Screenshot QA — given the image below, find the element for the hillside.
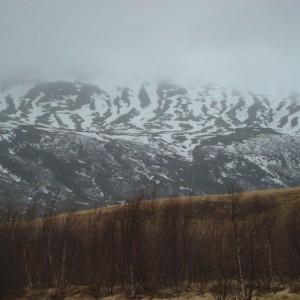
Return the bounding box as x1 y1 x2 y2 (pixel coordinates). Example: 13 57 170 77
0 80 300 211
70 186 300 221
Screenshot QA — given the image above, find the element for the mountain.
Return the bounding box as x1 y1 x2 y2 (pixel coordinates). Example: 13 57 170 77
0 80 299 211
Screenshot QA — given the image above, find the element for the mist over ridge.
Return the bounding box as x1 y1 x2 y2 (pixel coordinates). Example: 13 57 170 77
0 0 300 93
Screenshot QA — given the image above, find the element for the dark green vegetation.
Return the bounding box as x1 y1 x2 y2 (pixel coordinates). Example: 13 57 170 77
0 187 300 299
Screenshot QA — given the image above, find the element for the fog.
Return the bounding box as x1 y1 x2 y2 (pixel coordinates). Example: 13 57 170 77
0 0 300 92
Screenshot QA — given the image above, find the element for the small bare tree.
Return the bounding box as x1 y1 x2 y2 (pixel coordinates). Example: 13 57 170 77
227 185 246 300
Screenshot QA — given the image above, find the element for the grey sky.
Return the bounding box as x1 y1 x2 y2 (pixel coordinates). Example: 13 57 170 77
0 0 300 91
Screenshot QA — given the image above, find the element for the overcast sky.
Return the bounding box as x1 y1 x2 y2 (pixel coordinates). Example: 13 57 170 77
0 0 299 92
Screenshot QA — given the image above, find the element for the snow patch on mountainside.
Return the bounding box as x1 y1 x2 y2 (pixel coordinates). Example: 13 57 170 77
0 80 300 210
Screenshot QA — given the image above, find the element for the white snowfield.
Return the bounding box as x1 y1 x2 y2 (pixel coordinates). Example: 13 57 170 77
0 80 299 160
0 80 299 208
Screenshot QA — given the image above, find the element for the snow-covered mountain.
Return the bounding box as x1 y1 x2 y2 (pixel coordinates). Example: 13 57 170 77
0 80 299 211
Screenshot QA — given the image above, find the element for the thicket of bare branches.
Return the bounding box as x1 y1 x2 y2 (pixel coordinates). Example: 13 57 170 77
0 188 299 299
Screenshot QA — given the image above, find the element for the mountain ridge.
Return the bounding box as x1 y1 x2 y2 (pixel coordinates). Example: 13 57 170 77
0 80 299 211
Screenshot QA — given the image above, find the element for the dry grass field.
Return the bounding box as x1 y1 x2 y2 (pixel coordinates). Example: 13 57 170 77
68 186 300 222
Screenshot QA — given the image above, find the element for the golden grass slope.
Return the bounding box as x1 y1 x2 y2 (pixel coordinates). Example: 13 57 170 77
68 186 300 221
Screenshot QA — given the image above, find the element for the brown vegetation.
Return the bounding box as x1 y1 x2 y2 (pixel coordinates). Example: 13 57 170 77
1 187 300 299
